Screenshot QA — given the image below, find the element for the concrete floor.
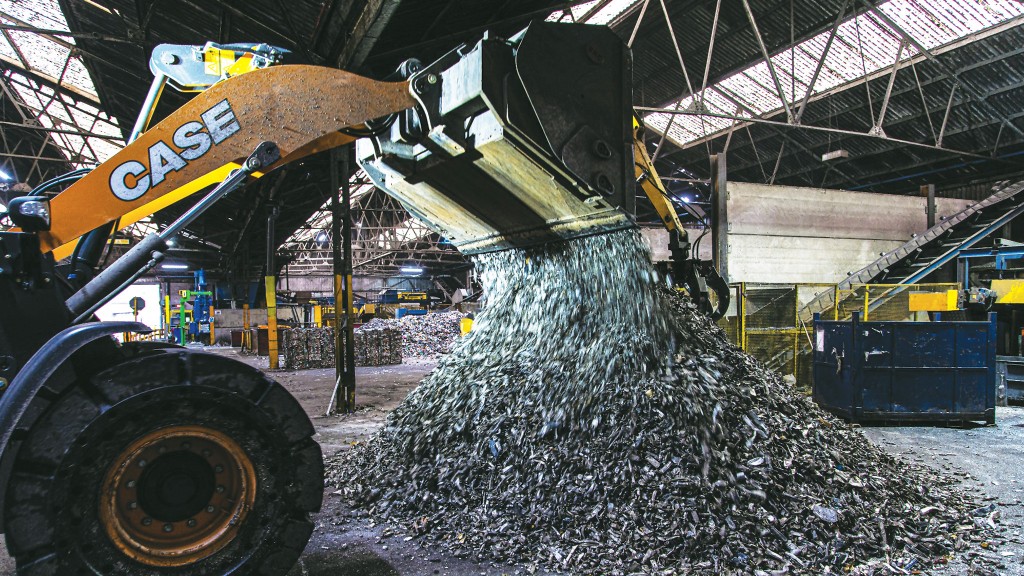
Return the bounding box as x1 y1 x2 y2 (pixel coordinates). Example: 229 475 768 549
0 348 1022 575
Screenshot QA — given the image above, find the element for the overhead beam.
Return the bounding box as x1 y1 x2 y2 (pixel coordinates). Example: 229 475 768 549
336 0 403 68
858 0 1024 141
649 14 1024 153
739 0 793 122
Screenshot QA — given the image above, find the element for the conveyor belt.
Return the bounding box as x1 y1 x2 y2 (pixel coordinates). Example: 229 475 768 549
801 179 1024 323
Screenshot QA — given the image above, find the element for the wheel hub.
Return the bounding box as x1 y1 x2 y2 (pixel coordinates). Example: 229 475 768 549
99 425 257 567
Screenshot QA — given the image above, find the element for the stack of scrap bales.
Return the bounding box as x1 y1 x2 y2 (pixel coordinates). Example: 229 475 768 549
281 325 402 369
282 327 335 370
354 324 402 366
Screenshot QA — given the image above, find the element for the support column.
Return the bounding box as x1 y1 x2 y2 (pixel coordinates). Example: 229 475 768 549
265 205 280 369
327 147 357 415
330 147 345 414
711 153 729 283
341 148 357 413
921 184 936 228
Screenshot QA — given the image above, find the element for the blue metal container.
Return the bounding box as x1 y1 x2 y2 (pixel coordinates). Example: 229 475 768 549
812 312 996 425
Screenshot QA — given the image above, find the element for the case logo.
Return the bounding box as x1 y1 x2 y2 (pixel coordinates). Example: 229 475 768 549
110 99 240 201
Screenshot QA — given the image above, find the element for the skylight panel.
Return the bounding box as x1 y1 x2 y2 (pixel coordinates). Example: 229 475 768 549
584 0 645 25
0 0 125 168
546 0 644 25
719 69 783 114
646 0 1024 149
283 172 375 248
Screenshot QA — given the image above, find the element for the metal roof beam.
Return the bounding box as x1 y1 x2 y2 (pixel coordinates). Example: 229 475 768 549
858 0 1024 141
796 0 849 123
740 0 793 123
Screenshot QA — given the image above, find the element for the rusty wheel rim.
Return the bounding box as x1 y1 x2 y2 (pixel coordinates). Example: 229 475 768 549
99 425 257 567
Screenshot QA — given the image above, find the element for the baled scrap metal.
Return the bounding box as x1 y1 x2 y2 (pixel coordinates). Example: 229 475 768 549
280 325 401 368
332 229 989 575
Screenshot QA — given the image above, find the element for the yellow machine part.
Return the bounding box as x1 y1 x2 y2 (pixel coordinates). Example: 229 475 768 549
633 116 683 233
37 65 414 254
397 292 428 302
202 46 263 82
460 316 474 335
908 290 960 312
991 279 1024 304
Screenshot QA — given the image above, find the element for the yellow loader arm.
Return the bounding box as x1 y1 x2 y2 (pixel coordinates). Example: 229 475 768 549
633 115 684 233
41 66 414 254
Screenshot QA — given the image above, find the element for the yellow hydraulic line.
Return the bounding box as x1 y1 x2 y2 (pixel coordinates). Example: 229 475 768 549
51 164 248 261
331 273 343 411
344 271 355 411
163 294 170 337
739 283 747 351
863 287 870 322
242 303 250 351
265 276 278 369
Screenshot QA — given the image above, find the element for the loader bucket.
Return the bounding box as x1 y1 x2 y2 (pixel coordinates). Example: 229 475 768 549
357 21 635 254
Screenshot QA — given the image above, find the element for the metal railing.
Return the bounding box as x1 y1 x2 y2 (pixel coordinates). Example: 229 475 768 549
718 282 959 388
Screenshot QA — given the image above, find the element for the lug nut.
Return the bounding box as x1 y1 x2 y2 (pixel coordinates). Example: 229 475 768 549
215 465 224 473
137 459 147 468
202 449 211 457
142 517 152 526
126 480 136 489
207 505 216 513
216 485 225 493
163 523 173 533
128 501 137 510
187 519 197 528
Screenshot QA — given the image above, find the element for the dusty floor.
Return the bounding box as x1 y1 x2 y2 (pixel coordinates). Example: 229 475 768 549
0 347 1022 574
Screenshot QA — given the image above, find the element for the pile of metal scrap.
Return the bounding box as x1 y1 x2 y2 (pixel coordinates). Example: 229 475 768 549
281 325 402 369
331 229 991 575
363 310 465 359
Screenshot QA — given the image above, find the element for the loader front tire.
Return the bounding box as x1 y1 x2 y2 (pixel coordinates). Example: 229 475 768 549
2 348 323 575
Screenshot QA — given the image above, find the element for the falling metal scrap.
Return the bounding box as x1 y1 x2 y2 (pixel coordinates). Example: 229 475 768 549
331 229 994 575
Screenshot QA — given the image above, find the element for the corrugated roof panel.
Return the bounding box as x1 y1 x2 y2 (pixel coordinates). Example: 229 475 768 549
837 15 901 70
700 87 739 115
0 0 124 167
0 30 19 62
647 0 1024 149
719 67 784 114
584 0 644 25
547 0 643 24
283 175 375 245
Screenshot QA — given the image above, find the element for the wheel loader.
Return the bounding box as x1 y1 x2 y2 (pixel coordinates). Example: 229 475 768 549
0 21 726 574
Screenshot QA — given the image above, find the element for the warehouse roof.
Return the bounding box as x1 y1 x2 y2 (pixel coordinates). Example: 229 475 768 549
3 0 1024 278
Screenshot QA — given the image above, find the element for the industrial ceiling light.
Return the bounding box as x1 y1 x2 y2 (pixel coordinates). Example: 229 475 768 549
400 266 424 274
0 169 11 181
161 263 189 270
821 149 850 162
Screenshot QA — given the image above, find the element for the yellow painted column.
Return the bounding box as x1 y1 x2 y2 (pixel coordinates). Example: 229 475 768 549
344 272 355 410
242 303 250 351
265 276 278 369
209 305 215 345
164 294 171 340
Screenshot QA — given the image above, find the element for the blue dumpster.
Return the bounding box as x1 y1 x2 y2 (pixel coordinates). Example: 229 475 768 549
812 312 996 425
